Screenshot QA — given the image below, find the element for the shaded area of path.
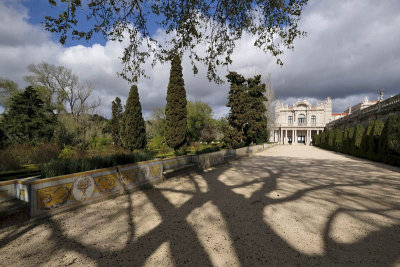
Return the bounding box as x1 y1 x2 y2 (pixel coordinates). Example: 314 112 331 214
1 146 400 266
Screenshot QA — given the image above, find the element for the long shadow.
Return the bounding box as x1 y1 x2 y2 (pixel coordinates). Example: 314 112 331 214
1 152 400 266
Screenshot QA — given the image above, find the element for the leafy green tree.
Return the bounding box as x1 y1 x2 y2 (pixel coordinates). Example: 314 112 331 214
165 55 187 150
1 86 56 144
44 0 308 83
225 72 248 148
0 78 20 111
187 101 214 142
246 75 268 144
367 120 384 160
121 85 147 151
111 97 123 147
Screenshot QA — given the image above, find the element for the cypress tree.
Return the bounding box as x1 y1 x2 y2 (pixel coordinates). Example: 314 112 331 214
246 75 268 145
111 97 123 147
327 129 335 150
360 120 374 158
320 132 326 148
122 85 147 151
225 72 248 148
333 129 343 152
352 125 365 156
1 86 55 144
367 120 384 160
345 127 355 153
379 114 400 165
165 55 187 150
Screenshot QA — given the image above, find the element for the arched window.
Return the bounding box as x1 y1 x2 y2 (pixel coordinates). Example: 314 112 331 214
288 116 293 125
298 114 306 125
311 115 316 125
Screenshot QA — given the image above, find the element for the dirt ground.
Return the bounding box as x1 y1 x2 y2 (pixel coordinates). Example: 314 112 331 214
1 145 400 266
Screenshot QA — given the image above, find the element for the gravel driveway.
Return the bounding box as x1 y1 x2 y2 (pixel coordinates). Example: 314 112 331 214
1 145 400 266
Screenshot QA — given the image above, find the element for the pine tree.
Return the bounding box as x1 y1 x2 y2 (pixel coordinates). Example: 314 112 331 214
111 97 123 147
165 55 187 150
246 75 268 145
1 86 55 144
121 85 147 151
224 72 248 148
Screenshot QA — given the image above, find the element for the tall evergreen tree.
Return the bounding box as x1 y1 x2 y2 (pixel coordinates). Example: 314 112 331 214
379 114 400 164
121 85 147 151
367 120 384 160
111 97 123 147
225 72 248 148
246 75 268 144
1 86 55 144
165 55 187 150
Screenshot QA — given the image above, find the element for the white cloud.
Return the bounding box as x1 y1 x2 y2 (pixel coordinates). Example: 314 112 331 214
0 0 399 119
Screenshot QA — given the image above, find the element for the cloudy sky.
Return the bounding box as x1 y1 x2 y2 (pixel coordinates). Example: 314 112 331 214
0 0 399 118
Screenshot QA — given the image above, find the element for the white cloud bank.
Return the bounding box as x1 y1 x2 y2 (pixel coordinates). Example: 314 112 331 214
0 0 399 118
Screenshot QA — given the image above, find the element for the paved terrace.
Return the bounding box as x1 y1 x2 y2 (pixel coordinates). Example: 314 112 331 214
1 146 400 266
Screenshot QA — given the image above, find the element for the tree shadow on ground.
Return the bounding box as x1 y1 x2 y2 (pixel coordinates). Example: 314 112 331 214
1 152 400 266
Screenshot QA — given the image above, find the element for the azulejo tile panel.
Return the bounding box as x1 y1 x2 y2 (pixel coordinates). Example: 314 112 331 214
94 174 118 194
37 183 73 210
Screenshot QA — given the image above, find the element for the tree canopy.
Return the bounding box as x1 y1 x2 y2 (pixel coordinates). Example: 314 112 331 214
44 0 308 83
0 78 20 111
1 86 56 144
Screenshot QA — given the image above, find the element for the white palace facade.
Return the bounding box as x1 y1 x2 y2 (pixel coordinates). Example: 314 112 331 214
271 98 346 145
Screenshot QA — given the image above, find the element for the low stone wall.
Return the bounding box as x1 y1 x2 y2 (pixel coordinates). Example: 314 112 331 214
0 143 278 217
198 150 225 169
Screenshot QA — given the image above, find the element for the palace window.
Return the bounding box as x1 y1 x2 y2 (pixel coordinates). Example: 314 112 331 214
311 115 316 125
288 116 293 125
298 114 306 125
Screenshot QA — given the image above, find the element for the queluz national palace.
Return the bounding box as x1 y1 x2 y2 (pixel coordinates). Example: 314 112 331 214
271 97 378 145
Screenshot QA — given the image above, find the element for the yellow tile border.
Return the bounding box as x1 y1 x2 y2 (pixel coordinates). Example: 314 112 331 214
0 180 16 186
30 166 117 185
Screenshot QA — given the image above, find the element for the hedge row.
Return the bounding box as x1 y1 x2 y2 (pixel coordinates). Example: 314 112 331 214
313 114 400 166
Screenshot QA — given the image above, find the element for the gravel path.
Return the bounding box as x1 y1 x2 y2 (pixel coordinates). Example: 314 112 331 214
1 145 400 266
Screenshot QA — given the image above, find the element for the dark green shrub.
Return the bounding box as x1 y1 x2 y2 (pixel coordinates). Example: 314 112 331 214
360 121 374 158
367 120 384 160
40 151 154 178
195 145 221 155
344 127 355 154
379 114 400 165
320 132 326 148
0 148 21 171
333 129 343 152
327 129 335 150
352 124 365 156
313 134 320 146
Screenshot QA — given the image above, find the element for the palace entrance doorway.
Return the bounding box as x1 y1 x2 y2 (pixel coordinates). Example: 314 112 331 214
297 135 305 144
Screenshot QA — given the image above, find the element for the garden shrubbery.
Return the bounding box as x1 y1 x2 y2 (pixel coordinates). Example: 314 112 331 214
313 114 400 166
40 151 154 178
